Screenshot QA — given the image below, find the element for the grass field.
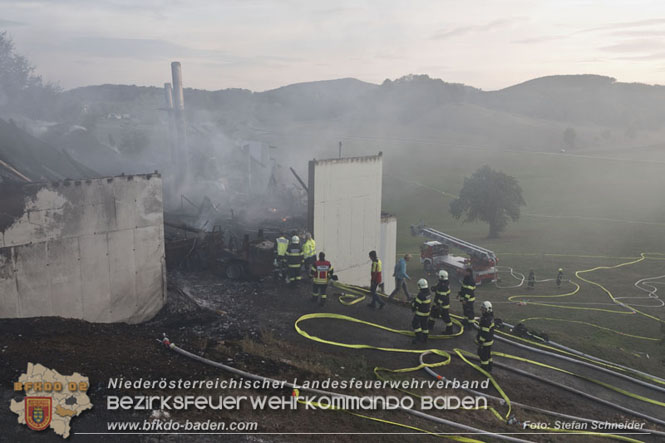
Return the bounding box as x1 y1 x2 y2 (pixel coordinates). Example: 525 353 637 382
378 143 665 376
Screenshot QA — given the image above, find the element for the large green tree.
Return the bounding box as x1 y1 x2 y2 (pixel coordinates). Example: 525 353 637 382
450 165 526 238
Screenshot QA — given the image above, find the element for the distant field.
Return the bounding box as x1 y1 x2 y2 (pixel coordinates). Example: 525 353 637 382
380 143 665 375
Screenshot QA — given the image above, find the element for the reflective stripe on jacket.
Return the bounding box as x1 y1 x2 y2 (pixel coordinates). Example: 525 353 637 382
412 289 432 316
461 275 476 302
476 313 495 346
286 247 304 268
311 260 333 284
433 282 451 309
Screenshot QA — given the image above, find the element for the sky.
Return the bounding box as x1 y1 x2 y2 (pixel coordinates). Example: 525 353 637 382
2 0 665 91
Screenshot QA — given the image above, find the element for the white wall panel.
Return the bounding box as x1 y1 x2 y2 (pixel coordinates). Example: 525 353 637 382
79 233 112 322
0 249 18 317
380 216 397 294
310 156 386 289
0 174 165 323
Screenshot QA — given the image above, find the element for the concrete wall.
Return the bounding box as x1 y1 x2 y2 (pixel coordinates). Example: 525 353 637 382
0 174 166 323
380 215 397 294
308 155 383 288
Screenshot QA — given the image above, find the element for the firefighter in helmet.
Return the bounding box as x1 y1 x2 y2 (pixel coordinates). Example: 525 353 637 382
273 232 289 280
411 278 432 344
459 268 476 329
285 235 304 283
310 252 335 305
429 270 454 335
475 301 495 372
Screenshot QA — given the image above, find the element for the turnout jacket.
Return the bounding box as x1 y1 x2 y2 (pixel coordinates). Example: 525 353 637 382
460 274 476 302
432 280 451 310
286 245 304 268
311 260 334 284
476 313 495 347
411 288 432 316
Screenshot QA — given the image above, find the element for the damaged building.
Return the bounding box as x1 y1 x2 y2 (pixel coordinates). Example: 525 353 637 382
0 114 166 323
0 61 395 327
0 174 166 323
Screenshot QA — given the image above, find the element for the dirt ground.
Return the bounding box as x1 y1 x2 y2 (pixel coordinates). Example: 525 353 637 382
1 270 664 442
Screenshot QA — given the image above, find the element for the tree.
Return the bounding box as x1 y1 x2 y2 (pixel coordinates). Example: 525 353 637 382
450 166 526 238
0 31 60 117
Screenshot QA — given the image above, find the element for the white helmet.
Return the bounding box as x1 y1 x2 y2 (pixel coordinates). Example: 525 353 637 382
291 235 300 244
417 278 429 289
481 301 492 313
438 270 449 280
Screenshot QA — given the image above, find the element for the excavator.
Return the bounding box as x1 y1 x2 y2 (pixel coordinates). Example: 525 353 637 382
411 223 498 285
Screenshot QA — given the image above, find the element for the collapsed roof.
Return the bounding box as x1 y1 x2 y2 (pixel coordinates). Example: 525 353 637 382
0 118 95 183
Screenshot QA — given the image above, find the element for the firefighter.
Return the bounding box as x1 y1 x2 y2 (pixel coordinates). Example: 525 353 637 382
310 252 335 305
429 270 453 335
303 233 316 278
459 268 476 329
285 235 304 283
475 301 495 372
556 268 564 288
367 250 385 309
411 278 432 343
527 269 535 289
274 233 289 280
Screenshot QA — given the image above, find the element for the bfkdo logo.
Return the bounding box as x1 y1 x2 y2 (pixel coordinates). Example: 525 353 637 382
10 363 93 439
25 397 52 431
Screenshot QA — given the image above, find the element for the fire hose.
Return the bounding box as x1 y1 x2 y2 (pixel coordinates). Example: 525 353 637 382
157 335 531 442
158 253 664 439
293 313 665 441
418 350 665 440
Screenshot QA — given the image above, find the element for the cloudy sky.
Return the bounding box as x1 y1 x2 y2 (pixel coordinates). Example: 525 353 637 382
3 0 665 91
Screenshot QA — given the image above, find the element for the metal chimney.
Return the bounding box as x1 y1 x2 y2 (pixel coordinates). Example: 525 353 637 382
164 82 174 110
170 61 188 174
171 62 185 111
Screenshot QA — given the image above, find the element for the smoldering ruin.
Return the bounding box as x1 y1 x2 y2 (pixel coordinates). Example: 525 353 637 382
0 61 393 322
2 19 665 440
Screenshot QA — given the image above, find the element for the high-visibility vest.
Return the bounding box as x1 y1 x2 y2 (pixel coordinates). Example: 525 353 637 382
303 239 316 258
371 259 382 283
312 260 333 284
276 237 289 257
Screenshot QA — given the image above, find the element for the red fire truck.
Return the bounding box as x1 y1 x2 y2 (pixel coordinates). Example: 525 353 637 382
411 223 498 285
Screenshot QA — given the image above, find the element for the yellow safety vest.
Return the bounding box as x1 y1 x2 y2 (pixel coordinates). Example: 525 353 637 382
276 237 289 256
303 239 316 258
371 260 382 273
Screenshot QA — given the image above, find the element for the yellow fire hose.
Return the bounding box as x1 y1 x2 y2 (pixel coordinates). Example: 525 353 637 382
294 311 662 442
293 254 665 441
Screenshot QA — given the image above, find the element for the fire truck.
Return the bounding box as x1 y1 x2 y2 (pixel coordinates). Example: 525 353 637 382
410 223 498 285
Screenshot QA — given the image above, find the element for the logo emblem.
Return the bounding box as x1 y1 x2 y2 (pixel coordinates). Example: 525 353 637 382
25 397 52 431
